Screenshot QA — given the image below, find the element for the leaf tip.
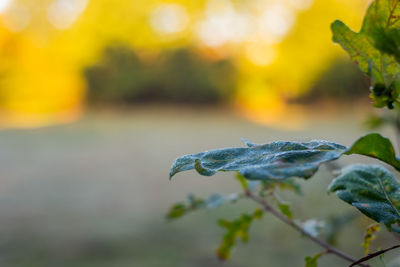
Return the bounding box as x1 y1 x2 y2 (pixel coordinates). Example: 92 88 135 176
241 138 256 147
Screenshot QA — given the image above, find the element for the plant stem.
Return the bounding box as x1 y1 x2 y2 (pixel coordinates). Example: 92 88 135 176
395 111 400 152
245 190 369 267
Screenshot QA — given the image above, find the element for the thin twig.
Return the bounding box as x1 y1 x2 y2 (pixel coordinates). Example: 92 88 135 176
349 245 400 267
245 190 369 267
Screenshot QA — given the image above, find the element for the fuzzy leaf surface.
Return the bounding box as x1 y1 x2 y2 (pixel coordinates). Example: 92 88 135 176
328 164 400 229
170 140 346 181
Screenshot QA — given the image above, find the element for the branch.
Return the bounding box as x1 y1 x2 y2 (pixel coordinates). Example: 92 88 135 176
349 245 400 267
245 190 369 267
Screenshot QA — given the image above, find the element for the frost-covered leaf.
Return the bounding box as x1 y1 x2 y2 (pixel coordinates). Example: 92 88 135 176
328 164 400 229
170 140 346 181
345 133 400 171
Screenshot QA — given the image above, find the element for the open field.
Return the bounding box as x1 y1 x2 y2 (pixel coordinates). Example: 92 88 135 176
0 107 398 267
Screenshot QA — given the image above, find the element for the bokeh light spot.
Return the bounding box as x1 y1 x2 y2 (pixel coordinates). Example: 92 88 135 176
0 0 11 13
47 0 88 30
197 0 250 47
150 4 189 35
2 3 30 32
258 3 295 44
246 42 276 66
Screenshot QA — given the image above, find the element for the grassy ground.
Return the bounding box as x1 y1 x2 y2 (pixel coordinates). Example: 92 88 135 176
0 107 398 267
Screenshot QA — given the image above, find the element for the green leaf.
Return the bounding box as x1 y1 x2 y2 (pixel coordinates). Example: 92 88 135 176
362 0 400 61
263 178 303 195
278 202 293 219
345 133 400 171
236 172 249 190
328 164 400 229
272 193 294 219
166 193 239 220
331 0 400 108
331 20 386 84
170 140 346 181
304 252 324 267
217 210 263 260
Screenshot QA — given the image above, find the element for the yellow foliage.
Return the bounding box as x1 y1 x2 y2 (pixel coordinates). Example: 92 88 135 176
0 0 369 128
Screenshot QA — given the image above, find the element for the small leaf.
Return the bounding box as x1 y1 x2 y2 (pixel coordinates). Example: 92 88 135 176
272 193 294 219
241 138 256 147
361 223 381 255
278 202 293 219
263 178 303 195
253 208 264 219
345 133 400 171
216 210 263 260
170 140 346 181
166 193 239 220
304 252 325 267
166 203 187 220
328 164 400 229
236 173 248 190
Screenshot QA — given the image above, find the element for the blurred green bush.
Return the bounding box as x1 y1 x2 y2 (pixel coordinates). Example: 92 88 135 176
84 45 237 105
295 58 369 103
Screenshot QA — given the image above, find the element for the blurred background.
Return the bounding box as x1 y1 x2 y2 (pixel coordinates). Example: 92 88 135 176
0 0 399 266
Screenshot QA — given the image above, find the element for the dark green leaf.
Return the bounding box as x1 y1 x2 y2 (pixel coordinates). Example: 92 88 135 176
362 0 400 62
328 164 400 229
345 133 400 171
278 202 293 219
170 140 346 181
